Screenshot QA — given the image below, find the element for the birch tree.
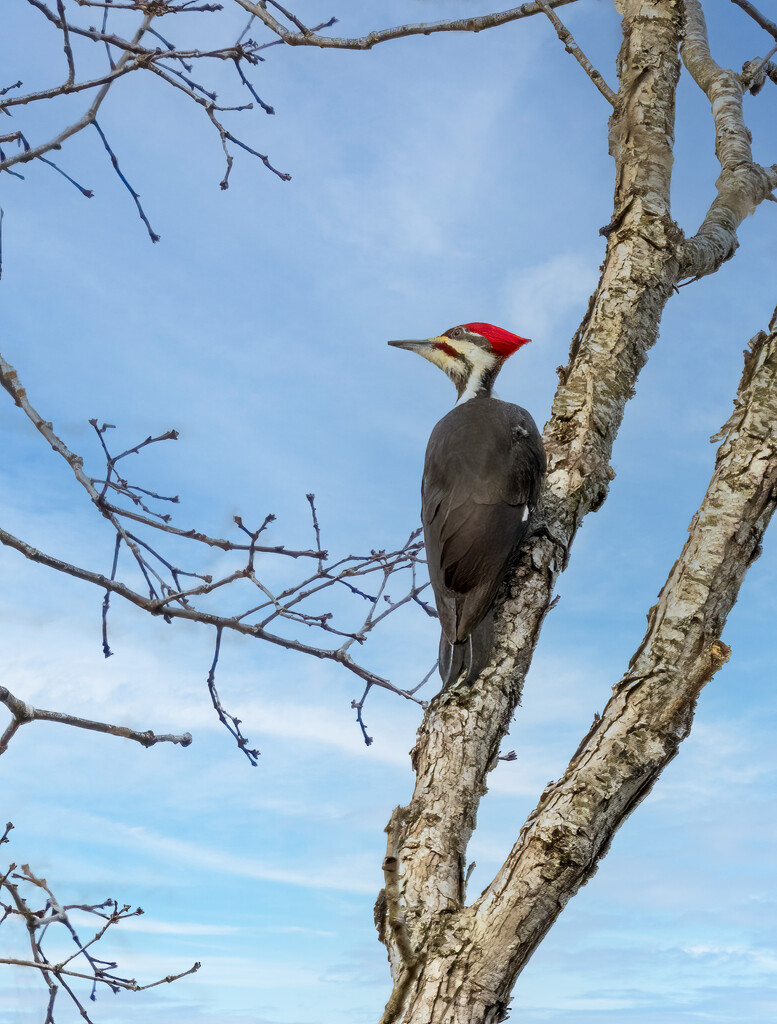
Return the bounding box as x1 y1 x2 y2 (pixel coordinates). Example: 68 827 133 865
1 2 777 1022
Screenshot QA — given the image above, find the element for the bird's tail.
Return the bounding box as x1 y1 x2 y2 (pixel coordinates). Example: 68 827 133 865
438 611 495 687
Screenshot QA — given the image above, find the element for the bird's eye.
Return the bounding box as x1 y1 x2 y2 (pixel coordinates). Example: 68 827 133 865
449 328 462 338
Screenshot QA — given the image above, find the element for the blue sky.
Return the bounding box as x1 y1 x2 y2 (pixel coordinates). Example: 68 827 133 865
1 1 776 1022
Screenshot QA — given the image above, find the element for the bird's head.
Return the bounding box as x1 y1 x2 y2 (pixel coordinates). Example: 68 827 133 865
388 322 531 402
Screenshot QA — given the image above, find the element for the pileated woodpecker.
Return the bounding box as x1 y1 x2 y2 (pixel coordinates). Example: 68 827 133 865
389 322 545 685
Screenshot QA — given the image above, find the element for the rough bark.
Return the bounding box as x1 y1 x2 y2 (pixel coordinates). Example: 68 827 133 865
375 2 777 1021
376 1 682 1012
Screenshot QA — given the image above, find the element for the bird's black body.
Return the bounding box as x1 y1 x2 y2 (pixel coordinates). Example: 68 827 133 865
388 321 545 686
422 396 545 684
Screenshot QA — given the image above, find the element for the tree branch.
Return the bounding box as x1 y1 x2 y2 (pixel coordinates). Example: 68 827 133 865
0 522 426 703
1 835 200 1020
233 0 580 51
0 14 153 173
678 0 777 278
535 0 617 105
0 685 192 756
730 0 777 40
1 349 431 753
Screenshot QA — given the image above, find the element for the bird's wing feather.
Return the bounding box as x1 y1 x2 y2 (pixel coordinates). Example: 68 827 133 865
422 398 545 642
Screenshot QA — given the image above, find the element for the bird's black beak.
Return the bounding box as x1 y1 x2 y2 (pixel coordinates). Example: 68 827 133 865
387 339 436 353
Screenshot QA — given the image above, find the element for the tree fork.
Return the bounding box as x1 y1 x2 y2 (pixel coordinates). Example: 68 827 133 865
376 0 683 974
376 1 687 1019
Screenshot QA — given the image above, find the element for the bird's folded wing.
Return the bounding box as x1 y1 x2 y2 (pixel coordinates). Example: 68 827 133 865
422 400 545 641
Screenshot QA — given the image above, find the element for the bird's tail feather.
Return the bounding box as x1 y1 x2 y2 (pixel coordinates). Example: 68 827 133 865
438 610 495 687
438 634 466 687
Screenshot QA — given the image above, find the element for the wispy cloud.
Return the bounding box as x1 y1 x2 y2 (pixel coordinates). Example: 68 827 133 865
504 251 599 339
56 813 380 896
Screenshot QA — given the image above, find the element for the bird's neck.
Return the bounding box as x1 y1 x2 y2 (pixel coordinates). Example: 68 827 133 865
455 360 501 405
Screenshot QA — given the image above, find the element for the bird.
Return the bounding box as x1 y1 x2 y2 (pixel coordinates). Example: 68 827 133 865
389 322 546 686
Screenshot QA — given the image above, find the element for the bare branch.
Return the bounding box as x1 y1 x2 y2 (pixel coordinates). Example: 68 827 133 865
1 350 429 752
56 0 76 86
0 14 154 174
206 626 260 764
679 0 777 278
234 0 581 51
0 684 192 755
535 0 616 105
742 51 777 92
1 2 292 218
92 120 160 241
1 829 200 1018
0 522 427 700
75 1 223 9
731 0 777 40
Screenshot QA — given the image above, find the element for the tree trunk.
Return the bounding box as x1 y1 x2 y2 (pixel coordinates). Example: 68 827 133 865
375 2 777 1020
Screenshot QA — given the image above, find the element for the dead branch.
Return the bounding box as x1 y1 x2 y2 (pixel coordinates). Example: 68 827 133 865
234 0 581 51
535 0 617 105
0 685 192 756
0 832 200 1021
678 0 777 278
0 350 429 756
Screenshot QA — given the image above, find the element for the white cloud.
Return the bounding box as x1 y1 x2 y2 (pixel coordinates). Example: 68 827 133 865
101 916 242 938
683 943 777 973
50 812 380 896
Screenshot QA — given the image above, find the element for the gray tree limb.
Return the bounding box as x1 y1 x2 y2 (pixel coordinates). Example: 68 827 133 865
678 0 777 278
466 310 777 1010
233 1 580 51
0 685 192 756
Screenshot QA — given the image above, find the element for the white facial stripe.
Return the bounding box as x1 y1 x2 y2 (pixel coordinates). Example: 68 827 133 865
456 377 481 404
452 340 498 404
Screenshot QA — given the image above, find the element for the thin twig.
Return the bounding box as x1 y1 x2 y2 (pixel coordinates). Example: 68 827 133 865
0 685 192 756
535 0 617 105
731 0 777 40
206 627 260 764
92 120 160 241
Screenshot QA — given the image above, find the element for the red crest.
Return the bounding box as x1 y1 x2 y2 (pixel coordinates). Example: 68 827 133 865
463 322 531 358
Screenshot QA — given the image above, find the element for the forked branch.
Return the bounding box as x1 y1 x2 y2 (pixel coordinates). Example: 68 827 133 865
0 828 200 1022
0 350 432 757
